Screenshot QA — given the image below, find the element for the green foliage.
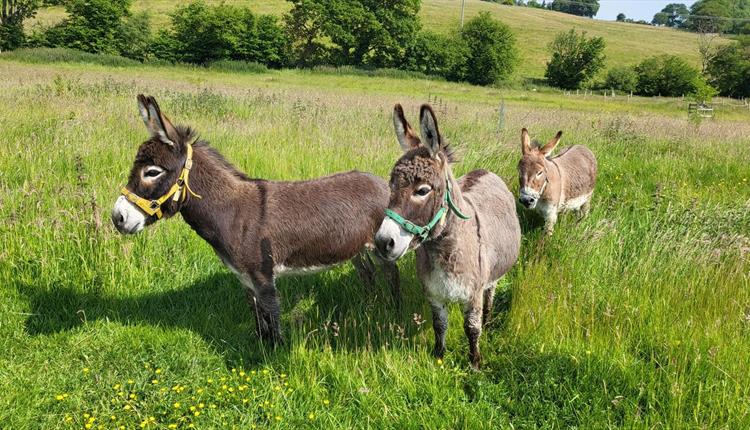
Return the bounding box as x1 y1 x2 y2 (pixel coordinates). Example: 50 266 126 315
603 66 637 93
545 29 606 90
689 75 718 103
165 1 287 67
457 12 518 85
0 47 141 66
0 0 41 50
116 12 152 61
41 0 132 55
403 31 469 80
616 13 626 22
284 0 421 68
549 0 600 17
706 42 750 97
634 55 700 96
651 3 689 27
688 0 750 34
208 59 269 74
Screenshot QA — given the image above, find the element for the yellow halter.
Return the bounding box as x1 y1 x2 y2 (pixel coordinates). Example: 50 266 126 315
120 143 202 219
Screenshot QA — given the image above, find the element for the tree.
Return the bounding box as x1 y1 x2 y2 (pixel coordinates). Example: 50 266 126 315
545 29 606 89
284 0 420 68
688 0 733 33
651 3 689 27
634 55 701 96
404 31 469 79
166 2 288 66
616 13 626 22
706 42 750 97
0 0 40 50
549 0 599 18
458 12 518 85
42 0 131 54
604 66 637 93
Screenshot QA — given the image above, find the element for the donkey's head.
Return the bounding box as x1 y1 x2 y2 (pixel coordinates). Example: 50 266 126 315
517 128 562 209
111 95 198 234
374 104 455 261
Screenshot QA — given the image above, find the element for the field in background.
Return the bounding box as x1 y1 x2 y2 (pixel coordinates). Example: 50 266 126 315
28 0 714 80
1 56 749 428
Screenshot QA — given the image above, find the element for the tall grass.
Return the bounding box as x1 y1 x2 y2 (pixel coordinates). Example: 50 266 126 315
0 60 749 428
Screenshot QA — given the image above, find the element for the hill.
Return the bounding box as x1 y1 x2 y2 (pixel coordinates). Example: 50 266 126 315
29 0 714 80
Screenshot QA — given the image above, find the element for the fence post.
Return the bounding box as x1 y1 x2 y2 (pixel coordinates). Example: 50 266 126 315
498 99 506 132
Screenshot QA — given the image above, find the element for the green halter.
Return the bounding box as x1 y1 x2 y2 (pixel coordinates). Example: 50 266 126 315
384 180 470 242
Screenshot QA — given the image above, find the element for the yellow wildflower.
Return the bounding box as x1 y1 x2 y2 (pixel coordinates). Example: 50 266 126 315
155 369 162 374
83 368 90 373
173 402 181 409
168 425 177 429
323 399 330 406
308 413 315 420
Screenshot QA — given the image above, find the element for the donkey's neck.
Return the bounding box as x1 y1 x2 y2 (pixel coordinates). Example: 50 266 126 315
542 156 562 199
424 170 474 260
178 146 263 257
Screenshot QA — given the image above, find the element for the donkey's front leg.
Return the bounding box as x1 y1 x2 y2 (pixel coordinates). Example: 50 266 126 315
430 300 448 358
543 211 558 236
352 252 376 290
464 297 484 370
250 275 284 345
381 259 401 307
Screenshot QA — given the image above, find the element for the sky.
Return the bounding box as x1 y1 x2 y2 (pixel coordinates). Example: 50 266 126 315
595 0 676 21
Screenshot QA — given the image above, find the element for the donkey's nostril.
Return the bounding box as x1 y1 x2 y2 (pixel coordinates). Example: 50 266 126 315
386 238 395 252
112 210 125 227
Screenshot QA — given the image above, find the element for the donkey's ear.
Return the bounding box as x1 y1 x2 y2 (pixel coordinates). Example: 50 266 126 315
136 94 179 147
540 131 562 156
393 104 421 151
419 104 442 158
521 128 532 154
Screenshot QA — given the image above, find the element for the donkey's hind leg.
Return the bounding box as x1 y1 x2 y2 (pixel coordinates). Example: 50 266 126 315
482 282 497 327
464 298 484 370
578 199 591 221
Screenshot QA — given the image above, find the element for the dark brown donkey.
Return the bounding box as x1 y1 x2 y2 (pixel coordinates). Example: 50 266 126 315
112 95 399 344
374 104 520 369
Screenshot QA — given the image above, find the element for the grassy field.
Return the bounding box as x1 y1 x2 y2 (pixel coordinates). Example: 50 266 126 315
1 53 749 429
28 0 715 80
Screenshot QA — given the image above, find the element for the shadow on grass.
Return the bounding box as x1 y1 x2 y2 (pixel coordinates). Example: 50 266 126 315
14 263 440 366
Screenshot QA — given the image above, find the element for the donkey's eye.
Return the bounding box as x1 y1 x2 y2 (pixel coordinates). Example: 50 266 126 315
414 185 432 197
143 167 164 179
536 171 544 177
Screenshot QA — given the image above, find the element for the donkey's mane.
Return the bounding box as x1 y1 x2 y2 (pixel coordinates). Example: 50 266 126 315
174 125 255 182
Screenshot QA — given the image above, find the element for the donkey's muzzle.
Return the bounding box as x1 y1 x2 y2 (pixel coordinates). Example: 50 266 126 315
519 194 537 209
375 234 395 258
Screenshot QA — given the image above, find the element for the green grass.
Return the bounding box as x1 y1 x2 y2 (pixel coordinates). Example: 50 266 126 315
28 0 723 80
1 57 749 429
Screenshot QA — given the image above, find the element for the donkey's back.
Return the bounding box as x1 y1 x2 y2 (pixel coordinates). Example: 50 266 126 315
552 145 597 202
460 170 521 282
263 170 389 267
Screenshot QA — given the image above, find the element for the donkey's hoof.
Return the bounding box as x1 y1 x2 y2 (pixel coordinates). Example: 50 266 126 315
432 346 446 359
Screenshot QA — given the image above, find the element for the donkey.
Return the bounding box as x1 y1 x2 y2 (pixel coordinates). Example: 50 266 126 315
111 94 399 344
517 128 597 235
374 104 520 369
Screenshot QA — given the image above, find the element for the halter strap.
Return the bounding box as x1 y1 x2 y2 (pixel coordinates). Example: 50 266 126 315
384 179 470 242
120 143 202 219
